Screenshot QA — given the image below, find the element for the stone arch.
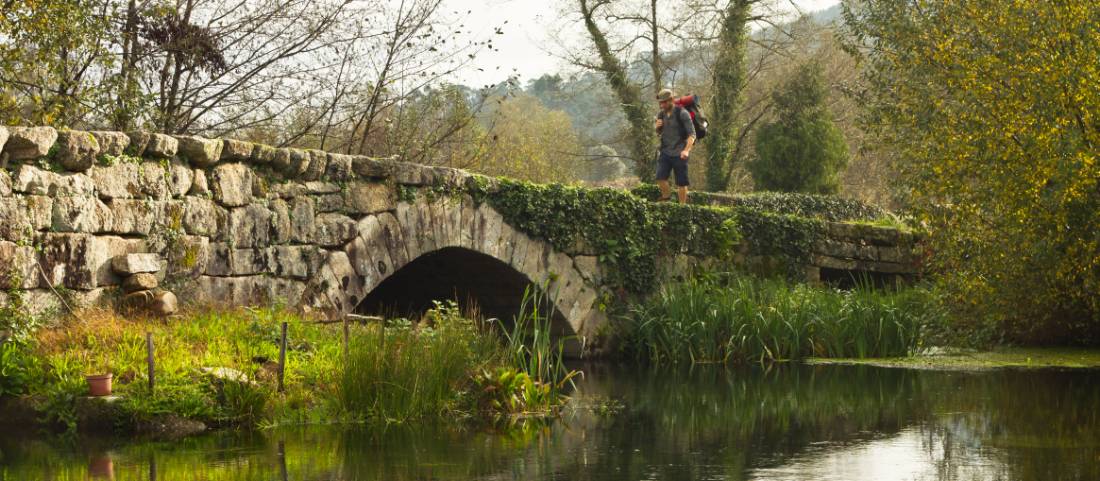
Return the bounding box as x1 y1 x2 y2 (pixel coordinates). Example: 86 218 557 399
303 195 606 343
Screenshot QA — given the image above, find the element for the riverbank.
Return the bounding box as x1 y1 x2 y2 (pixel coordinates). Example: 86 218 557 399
807 347 1100 371
0 299 576 437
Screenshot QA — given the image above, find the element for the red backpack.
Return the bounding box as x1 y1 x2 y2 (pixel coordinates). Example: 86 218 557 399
673 94 709 140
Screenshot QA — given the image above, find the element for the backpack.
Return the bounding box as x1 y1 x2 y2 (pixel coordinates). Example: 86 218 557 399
673 95 708 140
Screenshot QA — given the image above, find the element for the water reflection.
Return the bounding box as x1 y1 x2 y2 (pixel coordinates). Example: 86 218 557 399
1 364 1097 480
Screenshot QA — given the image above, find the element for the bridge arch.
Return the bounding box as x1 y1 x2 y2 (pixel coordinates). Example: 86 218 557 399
302 195 606 344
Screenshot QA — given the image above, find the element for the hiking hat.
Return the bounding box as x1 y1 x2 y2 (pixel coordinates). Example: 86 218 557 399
656 88 675 102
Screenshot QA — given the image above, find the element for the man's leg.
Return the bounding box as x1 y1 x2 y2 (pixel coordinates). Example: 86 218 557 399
658 180 671 200
674 156 690 203
655 153 673 200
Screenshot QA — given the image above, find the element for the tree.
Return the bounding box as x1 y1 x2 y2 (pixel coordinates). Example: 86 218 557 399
843 0 1100 342
470 93 585 183
750 61 847 194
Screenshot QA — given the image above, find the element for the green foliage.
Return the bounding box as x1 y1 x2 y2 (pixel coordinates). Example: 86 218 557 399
750 61 848 194
706 0 753 192
487 180 744 293
619 274 940 364
498 287 580 403
843 1 1100 343
631 185 885 221
339 302 498 423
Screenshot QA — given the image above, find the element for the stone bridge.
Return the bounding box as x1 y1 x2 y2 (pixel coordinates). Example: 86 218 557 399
0 126 923 350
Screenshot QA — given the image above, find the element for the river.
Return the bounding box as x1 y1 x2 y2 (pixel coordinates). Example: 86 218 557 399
2 363 1097 480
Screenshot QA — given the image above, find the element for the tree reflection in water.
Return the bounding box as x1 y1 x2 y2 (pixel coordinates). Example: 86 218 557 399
1 365 1097 481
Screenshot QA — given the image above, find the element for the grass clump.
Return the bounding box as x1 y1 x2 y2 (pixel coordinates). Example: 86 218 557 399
340 293 580 423
619 274 942 364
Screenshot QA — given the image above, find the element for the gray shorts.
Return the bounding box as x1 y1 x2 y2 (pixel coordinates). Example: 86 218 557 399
656 152 689 186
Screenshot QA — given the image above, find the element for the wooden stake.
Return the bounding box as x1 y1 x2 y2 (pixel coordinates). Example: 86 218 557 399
342 314 350 366
278 321 288 393
146 332 155 393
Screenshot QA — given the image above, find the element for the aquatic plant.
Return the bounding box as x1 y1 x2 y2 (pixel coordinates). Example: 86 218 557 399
619 274 940 363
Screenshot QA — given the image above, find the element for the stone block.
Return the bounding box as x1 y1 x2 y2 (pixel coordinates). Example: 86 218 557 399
271 148 293 172
304 181 341 194
167 160 193 197
325 153 354 181
268 245 323 280
139 161 170 199
572 255 601 285
251 144 277 164
51 195 112 233
107 199 161 235
394 162 429 185
287 149 311 177
53 172 96 197
3 127 57 160
344 181 396 215
89 131 130 156
37 234 145 289
113 253 161 275
0 126 7 156
204 244 270 276
220 139 255 161
352 156 395 179
376 212 409 269
269 199 291 244
270 181 306 199
125 131 151 156
89 162 142 199
0 170 9 197
290 197 315 243
182 197 227 237
175 135 223 167
12 164 60 195
166 235 209 279
123 273 158 293
227 204 273 248
151 291 178 316
210 163 254 207
315 213 357 247
303 150 327 181
0 241 39 289
145 133 178 158
190 169 210 196
313 193 344 213
55 130 100 172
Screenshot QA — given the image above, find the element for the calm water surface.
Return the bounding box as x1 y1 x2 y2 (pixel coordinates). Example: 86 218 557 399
2 364 1098 480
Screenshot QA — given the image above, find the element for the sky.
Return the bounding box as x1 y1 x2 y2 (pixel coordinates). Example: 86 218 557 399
442 0 842 87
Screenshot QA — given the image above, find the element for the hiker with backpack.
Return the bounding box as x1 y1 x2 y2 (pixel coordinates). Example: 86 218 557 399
654 88 698 203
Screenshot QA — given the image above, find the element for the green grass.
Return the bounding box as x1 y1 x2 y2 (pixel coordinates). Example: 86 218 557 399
618 275 942 364
5 298 578 434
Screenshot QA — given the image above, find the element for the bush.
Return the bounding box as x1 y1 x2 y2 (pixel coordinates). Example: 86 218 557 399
750 62 848 194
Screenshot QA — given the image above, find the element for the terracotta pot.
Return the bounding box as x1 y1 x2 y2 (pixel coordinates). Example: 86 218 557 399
86 373 113 396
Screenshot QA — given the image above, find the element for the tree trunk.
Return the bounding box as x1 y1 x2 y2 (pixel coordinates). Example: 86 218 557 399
579 0 655 182
706 0 751 192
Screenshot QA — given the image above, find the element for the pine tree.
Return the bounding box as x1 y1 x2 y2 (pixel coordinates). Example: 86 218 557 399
749 61 848 194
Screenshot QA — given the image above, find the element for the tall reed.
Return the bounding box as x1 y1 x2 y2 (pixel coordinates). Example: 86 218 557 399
620 275 940 364
340 302 498 422
499 286 580 397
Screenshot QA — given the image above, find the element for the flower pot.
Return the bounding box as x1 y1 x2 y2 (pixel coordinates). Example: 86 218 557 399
86 373 113 396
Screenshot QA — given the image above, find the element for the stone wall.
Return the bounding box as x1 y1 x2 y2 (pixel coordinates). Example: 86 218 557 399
0 126 922 342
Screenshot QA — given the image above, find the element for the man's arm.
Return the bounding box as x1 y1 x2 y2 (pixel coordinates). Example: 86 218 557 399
655 113 663 133
680 108 696 160
682 135 696 160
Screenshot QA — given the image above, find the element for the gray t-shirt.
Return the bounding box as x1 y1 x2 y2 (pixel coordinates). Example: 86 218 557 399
656 107 696 157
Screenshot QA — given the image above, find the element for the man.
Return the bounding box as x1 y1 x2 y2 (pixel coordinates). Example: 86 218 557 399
654 88 695 203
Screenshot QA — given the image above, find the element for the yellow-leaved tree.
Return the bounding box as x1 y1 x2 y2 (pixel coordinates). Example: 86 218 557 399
470 94 585 183
844 1 1100 343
